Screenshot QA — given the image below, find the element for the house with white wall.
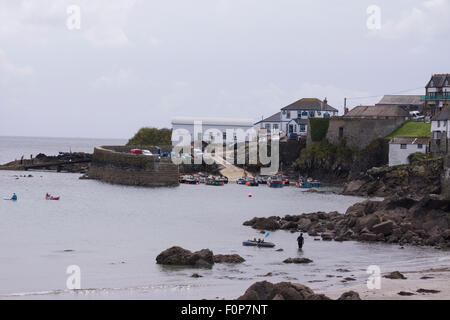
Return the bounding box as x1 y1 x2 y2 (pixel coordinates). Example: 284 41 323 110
254 112 281 133
389 137 429 166
430 107 450 156
171 117 255 146
254 98 338 138
280 98 338 136
424 74 450 116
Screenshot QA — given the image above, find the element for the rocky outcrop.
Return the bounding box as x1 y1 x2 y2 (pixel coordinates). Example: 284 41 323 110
237 281 331 300
243 196 450 249
156 246 214 268
283 258 313 264
384 271 407 280
342 160 443 198
213 254 245 264
156 247 246 268
337 291 361 300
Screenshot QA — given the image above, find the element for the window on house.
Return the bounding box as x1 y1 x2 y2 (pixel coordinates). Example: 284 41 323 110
265 124 271 131
286 111 291 119
400 144 407 149
309 111 315 118
301 111 308 117
273 124 279 130
223 132 227 140
300 124 306 132
418 144 423 149
438 121 440 127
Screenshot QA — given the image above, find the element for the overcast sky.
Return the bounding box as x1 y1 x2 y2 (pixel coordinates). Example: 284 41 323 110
0 0 449 139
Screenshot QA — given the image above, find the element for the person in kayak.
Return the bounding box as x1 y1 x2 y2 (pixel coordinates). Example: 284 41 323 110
11 193 17 201
297 233 304 249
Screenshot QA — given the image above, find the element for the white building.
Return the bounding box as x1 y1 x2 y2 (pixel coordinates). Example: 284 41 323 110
171 117 255 145
430 107 450 155
388 137 429 166
254 98 338 138
254 112 281 133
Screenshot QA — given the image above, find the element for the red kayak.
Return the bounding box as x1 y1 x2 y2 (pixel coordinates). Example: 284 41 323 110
45 196 60 200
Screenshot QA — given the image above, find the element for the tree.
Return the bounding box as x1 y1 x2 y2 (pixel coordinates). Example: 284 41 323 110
127 127 172 146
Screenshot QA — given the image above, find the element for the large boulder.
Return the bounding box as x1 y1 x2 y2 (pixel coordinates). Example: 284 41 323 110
383 271 407 280
371 220 395 236
156 246 214 268
238 281 330 300
338 291 361 300
243 217 281 231
213 254 245 264
283 258 313 264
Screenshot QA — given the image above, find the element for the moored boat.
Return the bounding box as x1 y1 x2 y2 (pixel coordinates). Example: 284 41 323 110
242 240 275 248
45 196 60 200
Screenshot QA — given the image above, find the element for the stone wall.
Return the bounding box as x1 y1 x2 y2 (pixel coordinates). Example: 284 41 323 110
430 131 449 157
88 146 179 187
443 155 450 199
326 117 406 150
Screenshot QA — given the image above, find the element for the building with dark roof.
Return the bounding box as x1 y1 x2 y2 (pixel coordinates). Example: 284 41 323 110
254 98 338 138
376 95 424 112
254 112 281 133
423 74 450 116
344 105 409 119
280 98 338 136
389 136 430 166
430 106 450 156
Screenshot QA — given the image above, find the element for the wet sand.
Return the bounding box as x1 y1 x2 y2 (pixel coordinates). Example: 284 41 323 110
323 267 450 300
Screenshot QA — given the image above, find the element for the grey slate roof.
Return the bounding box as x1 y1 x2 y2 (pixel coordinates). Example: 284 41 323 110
289 118 309 125
281 98 337 112
255 112 281 124
426 74 450 88
345 105 409 117
377 95 423 106
389 137 430 145
432 106 450 120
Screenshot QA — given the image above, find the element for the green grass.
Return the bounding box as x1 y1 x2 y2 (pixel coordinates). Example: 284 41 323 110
386 121 431 139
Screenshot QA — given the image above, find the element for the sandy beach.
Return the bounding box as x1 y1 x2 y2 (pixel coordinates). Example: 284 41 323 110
323 267 450 300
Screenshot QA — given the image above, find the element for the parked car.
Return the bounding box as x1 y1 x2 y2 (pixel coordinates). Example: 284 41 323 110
130 149 143 155
142 149 153 156
410 111 425 120
288 132 298 140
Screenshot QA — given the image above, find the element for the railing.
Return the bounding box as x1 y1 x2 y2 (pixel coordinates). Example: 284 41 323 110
421 95 450 101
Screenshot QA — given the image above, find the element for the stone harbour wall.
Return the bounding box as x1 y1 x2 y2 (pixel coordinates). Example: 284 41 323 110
326 117 406 150
88 146 179 187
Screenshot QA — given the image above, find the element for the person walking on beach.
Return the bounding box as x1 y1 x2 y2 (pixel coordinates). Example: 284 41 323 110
297 233 304 249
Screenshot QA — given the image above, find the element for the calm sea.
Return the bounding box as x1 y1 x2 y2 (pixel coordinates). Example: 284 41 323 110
0 136 447 299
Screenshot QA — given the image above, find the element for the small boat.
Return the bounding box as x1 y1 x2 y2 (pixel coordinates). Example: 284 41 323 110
3 198 17 201
46 196 60 200
217 177 229 184
205 178 224 186
268 176 284 188
242 240 275 248
236 178 247 185
184 178 199 185
296 178 322 188
245 179 259 187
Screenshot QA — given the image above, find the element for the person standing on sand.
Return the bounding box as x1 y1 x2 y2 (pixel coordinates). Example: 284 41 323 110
297 233 304 249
